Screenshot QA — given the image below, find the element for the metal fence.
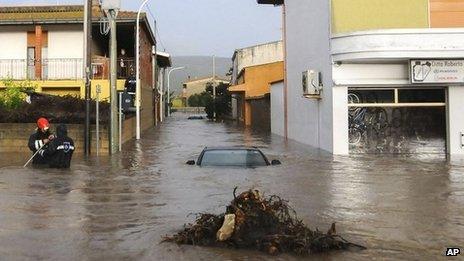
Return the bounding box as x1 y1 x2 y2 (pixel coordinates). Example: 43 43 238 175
0 59 28 80
0 58 84 80
91 58 134 80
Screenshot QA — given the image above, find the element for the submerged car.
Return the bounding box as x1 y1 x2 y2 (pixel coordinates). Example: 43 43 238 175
186 147 281 167
187 115 205 120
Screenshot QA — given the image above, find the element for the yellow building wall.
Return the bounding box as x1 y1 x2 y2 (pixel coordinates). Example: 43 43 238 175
241 61 284 99
172 98 184 108
229 61 283 127
331 0 429 34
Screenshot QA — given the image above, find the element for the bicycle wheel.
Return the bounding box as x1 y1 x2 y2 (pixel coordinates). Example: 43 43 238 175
349 127 362 145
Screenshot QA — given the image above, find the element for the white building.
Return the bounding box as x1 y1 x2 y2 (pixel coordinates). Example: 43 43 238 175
259 0 464 156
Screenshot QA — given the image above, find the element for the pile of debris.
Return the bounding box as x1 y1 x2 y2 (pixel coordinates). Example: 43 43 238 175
164 188 365 256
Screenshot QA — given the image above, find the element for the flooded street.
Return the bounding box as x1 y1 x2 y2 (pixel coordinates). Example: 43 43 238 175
1 112 463 260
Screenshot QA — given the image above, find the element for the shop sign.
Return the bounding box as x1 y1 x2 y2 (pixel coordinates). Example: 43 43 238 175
410 60 464 84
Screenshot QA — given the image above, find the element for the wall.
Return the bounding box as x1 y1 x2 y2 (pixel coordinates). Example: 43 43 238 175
139 26 155 130
331 0 429 34
0 118 139 154
430 0 464 27
447 86 464 155
250 96 270 131
242 62 284 98
271 81 284 136
286 0 340 153
0 31 27 79
47 30 83 59
0 31 27 59
232 41 283 84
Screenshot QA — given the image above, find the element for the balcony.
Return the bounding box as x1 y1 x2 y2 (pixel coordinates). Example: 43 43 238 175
91 58 135 80
0 58 134 81
0 58 83 80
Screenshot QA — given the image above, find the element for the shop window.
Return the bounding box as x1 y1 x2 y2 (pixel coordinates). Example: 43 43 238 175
398 89 445 103
349 90 394 104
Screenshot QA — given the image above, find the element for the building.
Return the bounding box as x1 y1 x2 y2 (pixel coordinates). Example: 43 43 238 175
0 1 161 132
229 41 283 129
259 0 464 155
155 51 172 123
182 76 229 106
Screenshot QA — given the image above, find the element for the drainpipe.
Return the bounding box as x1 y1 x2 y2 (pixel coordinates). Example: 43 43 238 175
282 3 288 140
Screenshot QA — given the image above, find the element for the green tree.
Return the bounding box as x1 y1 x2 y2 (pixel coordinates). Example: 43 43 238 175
205 82 231 120
0 78 36 110
188 92 213 107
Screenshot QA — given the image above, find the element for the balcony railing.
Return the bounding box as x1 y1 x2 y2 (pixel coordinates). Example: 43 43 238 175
92 58 135 80
0 58 135 81
0 59 28 80
0 58 84 80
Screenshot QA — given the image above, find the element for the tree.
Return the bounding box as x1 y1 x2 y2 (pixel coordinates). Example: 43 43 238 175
0 78 36 110
205 82 231 120
188 92 212 107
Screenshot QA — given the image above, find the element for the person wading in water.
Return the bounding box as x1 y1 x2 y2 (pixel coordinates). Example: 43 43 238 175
40 124 75 169
28 117 55 166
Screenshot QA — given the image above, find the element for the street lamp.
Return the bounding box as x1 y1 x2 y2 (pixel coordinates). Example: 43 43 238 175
167 66 186 117
136 0 150 140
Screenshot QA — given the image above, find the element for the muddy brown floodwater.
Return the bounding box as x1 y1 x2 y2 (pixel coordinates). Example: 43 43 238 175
0 112 463 260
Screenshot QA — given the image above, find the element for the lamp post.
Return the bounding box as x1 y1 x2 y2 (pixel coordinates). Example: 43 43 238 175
167 66 185 116
136 0 150 140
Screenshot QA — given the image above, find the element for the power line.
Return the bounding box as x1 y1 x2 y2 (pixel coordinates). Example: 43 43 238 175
146 5 166 52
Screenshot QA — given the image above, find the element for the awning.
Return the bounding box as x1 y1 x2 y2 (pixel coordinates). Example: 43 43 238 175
228 84 246 92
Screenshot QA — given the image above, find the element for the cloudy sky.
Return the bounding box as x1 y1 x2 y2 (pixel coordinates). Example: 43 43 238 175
2 0 282 57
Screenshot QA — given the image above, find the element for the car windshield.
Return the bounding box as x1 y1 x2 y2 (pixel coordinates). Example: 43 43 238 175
200 149 268 167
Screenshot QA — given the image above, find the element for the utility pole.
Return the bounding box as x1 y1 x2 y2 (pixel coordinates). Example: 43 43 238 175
83 0 92 156
212 55 216 120
108 9 118 154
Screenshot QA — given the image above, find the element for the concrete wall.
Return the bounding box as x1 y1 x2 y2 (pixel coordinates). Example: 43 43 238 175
447 86 464 155
240 62 284 98
232 41 283 84
0 118 139 154
331 0 429 34
286 0 346 153
270 81 284 136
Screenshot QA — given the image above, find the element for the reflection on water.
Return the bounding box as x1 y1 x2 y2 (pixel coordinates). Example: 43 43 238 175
0 113 463 260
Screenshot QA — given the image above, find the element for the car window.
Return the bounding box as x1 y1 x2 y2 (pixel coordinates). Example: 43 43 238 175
200 149 268 167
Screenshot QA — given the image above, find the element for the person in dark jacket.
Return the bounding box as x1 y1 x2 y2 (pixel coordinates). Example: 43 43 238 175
41 124 75 169
28 117 54 165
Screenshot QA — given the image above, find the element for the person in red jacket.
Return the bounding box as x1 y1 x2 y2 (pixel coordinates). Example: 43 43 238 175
27 118 55 165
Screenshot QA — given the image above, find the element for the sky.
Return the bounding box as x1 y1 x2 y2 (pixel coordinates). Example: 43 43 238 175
2 0 282 58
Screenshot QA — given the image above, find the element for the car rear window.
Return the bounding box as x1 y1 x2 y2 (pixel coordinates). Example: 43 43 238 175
200 149 268 167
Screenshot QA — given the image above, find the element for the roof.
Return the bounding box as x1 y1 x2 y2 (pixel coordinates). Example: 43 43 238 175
257 0 283 5
0 5 156 45
156 51 172 68
228 83 246 93
183 76 230 85
237 61 284 79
